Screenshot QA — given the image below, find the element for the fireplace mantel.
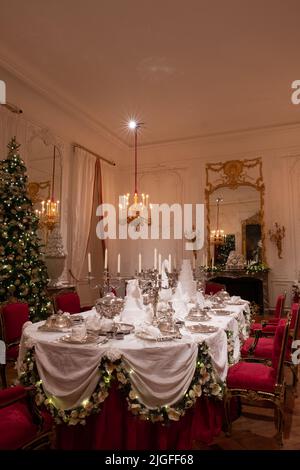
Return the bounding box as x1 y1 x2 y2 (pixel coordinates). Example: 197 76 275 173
205 269 269 313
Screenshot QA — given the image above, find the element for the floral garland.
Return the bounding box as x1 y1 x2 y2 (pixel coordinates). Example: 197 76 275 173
245 262 269 274
111 342 224 423
19 348 112 425
19 342 224 426
225 329 235 365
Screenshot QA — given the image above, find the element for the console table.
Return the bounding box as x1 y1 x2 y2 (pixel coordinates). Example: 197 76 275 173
205 270 269 313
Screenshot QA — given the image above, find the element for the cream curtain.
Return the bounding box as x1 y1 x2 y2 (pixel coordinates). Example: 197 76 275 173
69 147 96 280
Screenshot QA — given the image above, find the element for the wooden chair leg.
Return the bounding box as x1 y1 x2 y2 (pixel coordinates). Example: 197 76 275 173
224 393 232 436
274 405 284 447
0 364 7 388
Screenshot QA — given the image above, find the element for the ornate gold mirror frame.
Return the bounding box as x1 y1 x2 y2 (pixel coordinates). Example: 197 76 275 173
205 157 266 265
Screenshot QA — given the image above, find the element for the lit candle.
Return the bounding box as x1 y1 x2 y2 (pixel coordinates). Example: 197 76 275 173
87 253 92 273
138 253 142 273
168 254 172 272
117 253 121 274
158 254 162 275
154 248 157 270
212 256 214 268
104 248 108 270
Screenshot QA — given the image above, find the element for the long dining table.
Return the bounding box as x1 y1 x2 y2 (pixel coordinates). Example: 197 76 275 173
17 300 250 450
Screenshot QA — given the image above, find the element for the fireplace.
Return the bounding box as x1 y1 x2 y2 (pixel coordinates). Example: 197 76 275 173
206 270 269 313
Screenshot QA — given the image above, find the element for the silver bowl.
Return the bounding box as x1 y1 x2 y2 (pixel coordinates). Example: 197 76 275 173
95 293 125 319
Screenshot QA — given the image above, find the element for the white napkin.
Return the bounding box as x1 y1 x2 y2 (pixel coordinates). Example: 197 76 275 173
196 291 205 309
86 314 113 331
231 296 241 302
135 324 161 339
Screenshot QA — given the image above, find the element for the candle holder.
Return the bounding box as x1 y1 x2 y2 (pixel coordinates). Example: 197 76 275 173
137 269 161 326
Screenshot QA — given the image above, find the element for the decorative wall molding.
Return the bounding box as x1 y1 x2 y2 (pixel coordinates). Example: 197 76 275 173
0 46 127 151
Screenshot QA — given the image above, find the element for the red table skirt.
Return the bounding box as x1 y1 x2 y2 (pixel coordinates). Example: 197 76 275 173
55 385 226 450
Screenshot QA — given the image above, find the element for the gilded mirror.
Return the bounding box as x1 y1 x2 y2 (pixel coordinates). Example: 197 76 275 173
205 158 266 266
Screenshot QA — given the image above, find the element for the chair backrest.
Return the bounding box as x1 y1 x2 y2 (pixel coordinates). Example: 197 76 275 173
205 282 226 295
0 302 29 345
54 292 81 314
290 303 300 337
272 318 290 384
274 293 286 319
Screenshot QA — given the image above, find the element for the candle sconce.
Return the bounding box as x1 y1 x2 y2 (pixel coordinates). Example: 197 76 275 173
268 223 285 259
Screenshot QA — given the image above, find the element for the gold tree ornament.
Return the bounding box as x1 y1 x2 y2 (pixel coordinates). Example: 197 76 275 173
268 223 285 259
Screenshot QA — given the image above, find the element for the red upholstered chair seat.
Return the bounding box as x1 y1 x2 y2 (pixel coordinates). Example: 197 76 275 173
0 386 53 450
55 292 81 314
55 292 92 314
1 302 29 344
227 362 276 393
250 294 286 335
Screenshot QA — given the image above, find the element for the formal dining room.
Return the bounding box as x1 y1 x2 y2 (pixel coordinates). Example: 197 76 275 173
1 0 300 456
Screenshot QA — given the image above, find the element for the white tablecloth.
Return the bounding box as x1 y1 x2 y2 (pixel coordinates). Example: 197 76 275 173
18 302 249 410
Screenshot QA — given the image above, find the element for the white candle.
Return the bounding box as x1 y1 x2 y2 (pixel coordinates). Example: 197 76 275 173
154 248 157 270
87 253 92 273
138 253 142 273
202 253 205 266
117 253 121 274
174 255 177 270
168 254 172 272
158 254 162 275
212 256 214 268
104 248 108 270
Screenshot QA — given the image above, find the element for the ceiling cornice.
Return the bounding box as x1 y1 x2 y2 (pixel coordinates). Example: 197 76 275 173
137 120 300 149
0 45 129 151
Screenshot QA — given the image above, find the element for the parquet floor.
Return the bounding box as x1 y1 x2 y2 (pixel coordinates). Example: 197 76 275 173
5 363 300 450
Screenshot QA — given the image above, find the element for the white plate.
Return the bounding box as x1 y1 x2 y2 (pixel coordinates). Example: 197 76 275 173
186 324 218 334
135 331 180 342
211 309 232 316
59 333 99 344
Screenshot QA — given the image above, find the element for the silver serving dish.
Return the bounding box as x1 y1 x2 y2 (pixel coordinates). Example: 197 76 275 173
95 293 125 319
186 305 211 322
42 312 73 331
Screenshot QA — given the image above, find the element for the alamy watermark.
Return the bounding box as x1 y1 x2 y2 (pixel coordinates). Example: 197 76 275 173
0 80 6 104
96 200 204 251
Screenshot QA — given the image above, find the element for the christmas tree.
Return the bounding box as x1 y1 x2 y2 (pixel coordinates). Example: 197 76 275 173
0 137 52 321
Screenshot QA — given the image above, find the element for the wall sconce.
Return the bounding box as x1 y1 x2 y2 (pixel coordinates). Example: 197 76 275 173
268 223 285 259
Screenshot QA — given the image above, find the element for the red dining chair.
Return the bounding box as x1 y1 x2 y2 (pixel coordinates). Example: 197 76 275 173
0 340 6 388
0 301 30 388
205 282 226 295
0 385 53 449
53 291 92 315
225 318 290 445
241 304 300 389
250 292 286 334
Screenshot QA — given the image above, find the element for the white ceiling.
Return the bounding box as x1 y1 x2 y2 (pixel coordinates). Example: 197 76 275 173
1 0 300 146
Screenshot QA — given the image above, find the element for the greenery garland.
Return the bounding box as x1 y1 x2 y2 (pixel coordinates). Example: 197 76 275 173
19 343 224 426
225 329 235 365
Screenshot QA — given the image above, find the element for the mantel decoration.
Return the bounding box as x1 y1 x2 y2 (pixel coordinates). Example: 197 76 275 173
0 138 52 321
119 120 151 229
268 222 285 259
